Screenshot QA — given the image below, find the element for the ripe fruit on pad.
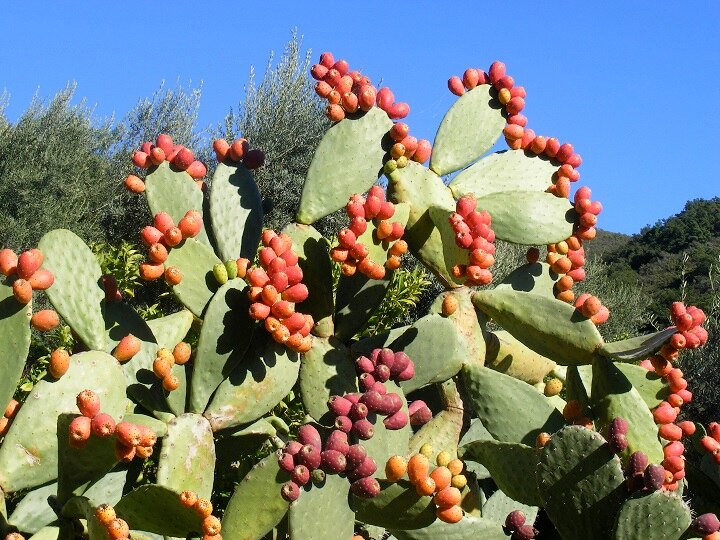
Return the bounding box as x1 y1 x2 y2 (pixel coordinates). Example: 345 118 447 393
113 334 141 362
31 309 60 332
76 390 101 418
91 413 116 438
49 348 70 379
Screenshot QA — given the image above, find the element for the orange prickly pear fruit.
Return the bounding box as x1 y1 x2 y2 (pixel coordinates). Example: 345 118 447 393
124 174 145 193
17 249 44 280
407 453 430 484
49 348 70 379
31 309 60 332
0 248 18 276
28 268 54 290
113 334 141 362
385 455 408 482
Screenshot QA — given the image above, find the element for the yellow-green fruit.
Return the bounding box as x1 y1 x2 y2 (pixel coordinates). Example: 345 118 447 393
225 260 238 280
544 378 563 397
213 263 228 285
451 474 467 490
436 450 453 467
396 156 409 168
419 443 433 458
384 159 398 175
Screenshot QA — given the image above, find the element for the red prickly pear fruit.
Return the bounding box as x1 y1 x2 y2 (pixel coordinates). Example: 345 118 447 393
140 261 165 281
338 229 357 249
334 415 353 433
178 211 203 238
321 450 348 474
410 405 433 426
348 216 368 237
348 455 378 480
140 226 164 246
352 419 375 440
49 348 70 379
124 174 145 193
383 410 408 430
448 76 465 96
626 451 648 477
132 151 150 168
298 444 322 470
389 351 410 377
292 464 311 486
360 390 384 412
285 440 303 456
91 413 116 437
358 85 376 111
173 147 195 170
505 510 526 531
166 145 184 163
269 234 292 256
390 122 410 142
156 134 174 155
510 86 527 98
407 400 427 416
346 443 368 469
566 153 583 168
259 246 277 268
149 146 165 165
268 271 289 292
280 248 299 266
374 364 391 383
0 249 18 276
281 481 300 502
76 389 101 418
349 402 369 421
247 267 270 288
359 373 376 391
591 306 610 325
325 429 350 454
364 196 382 220
153 212 175 234
17 249 44 280
351 477 381 498
688 305 706 326
390 221 405 240
311 63 329 80
456 194 476 218
341 92 359 113
507 113 528 127
356 356 374 374
378 393 403 416
297 424 322 448
164 266 183 286
653 404 677 424
691 514 720 535
608 433 628 454
345 393 362 404
388 102 409 120
512 525 537 540
140 141 153 154
677 421 696 436
68 415 92 447
148 242 168 264
376 348 394 369
229 138 250 161
609 417 629 436
670 301 686 319
644 465 664 491
506 97 525 116
396 360 415 381
113 334 141 362
324 68 342 88
463 68 480 89
488 61 506 84
212 139 230 161
116 422 142 447
333 59 349 75
701 436 720 453
31 309 60 332
556 143 574 163
376 87 395 111
328 395 353 417
270 300 294 319
659 423 683 441
663 455 684 474
249 302 271 321
377 201 396 221
278 451 295 473
137 424 156 447
503 124 524 140
281 312 306 334
243 149 265 169
326 103 345 122
163 226 183 247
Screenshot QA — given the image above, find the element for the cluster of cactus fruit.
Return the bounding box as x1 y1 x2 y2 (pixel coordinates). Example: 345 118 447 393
1 50 719 540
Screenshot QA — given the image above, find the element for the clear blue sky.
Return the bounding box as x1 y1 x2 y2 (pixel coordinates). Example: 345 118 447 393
1 1 718 235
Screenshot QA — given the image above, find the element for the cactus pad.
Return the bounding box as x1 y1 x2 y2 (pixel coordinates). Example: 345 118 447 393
334 271 391 342
288 474 354 540
362 381 411 468
6 482 57 535
390 515 508 539
0 278 32 413
484 330 557 385
114 484 203 537
612 491 691 540
163 238 222 317
599 327 677 361
408 409 463 462
429 287 487 366
495 262 559 299
353 480 436 530
481 489 538 528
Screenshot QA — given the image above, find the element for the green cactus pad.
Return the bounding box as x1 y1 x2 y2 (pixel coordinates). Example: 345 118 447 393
334 271 391 342
474 190 576 245
204 333 300 432
221 453 289 540
387 162 464 287
599 327 677 361
495 262 559 300
459 363 565 446
29 526 61 539
56 414 118 504
297 107 392 224
537 426 626 540
362 381 411 469
390 515 508 539
430 84 505 176
6 482 57 535
472 289 604 366
353 480 435 530
144 161 210 246
458 419 493 479
408 409 463 463
215 419 278 464
591 355 664 463
114 484 203 537
612 491 691 540
481 489 538 528
164 237 222 318
449 149 557 199
0 278 32 413
209 162 263 260
156 414 215 500
484 330 557 385
38 229 106 350
566 365 592 410
190 278 254 413
287 474 354 540
120 414 168 438
429 287 487 366
350 323 409 358
459 440 540 506
282 223 334 337
150 310 193 417
299 336 357 421
616 363 669 409
0 351 126 494
82 469 128 508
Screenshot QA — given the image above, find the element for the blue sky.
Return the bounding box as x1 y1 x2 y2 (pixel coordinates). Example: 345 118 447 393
1 1 718 235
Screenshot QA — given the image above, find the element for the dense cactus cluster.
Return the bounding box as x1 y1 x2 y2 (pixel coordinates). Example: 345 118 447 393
0 50 718 540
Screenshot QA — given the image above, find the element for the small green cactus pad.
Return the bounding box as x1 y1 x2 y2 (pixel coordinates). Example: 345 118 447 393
459 363 565 446
362 381 411 468
591 355 664 463
458 419 493 479
616 363 669 409
537 426 626 540
38 229 106 350
599 327 677 361
113 484 203 537
430 84 505 176
495 262 559 300
408 409 463 462
0 351 125 493
459 440 540 506
82 469 128 508
475 190 575 245
157 414 215 499
190 278 254 414
299 336 357 421
209 161 263 260
449 149 557 199
387 162 464 287
204 333 300 431
472 289 604 366
390 515 509 540
297 107 392 224
145 161 210 246
6 482 57 535
612 491 691 540
481 489 539 528
56 414 117 504
334 271 391 342
0 278 32 413
282 223 334 338
484 330 557 385
353 480 436 530
164 237 222 318
221 453 289 540
287 473 354 540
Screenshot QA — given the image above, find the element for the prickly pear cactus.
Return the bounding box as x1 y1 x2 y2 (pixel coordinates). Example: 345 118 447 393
0 51 714 540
